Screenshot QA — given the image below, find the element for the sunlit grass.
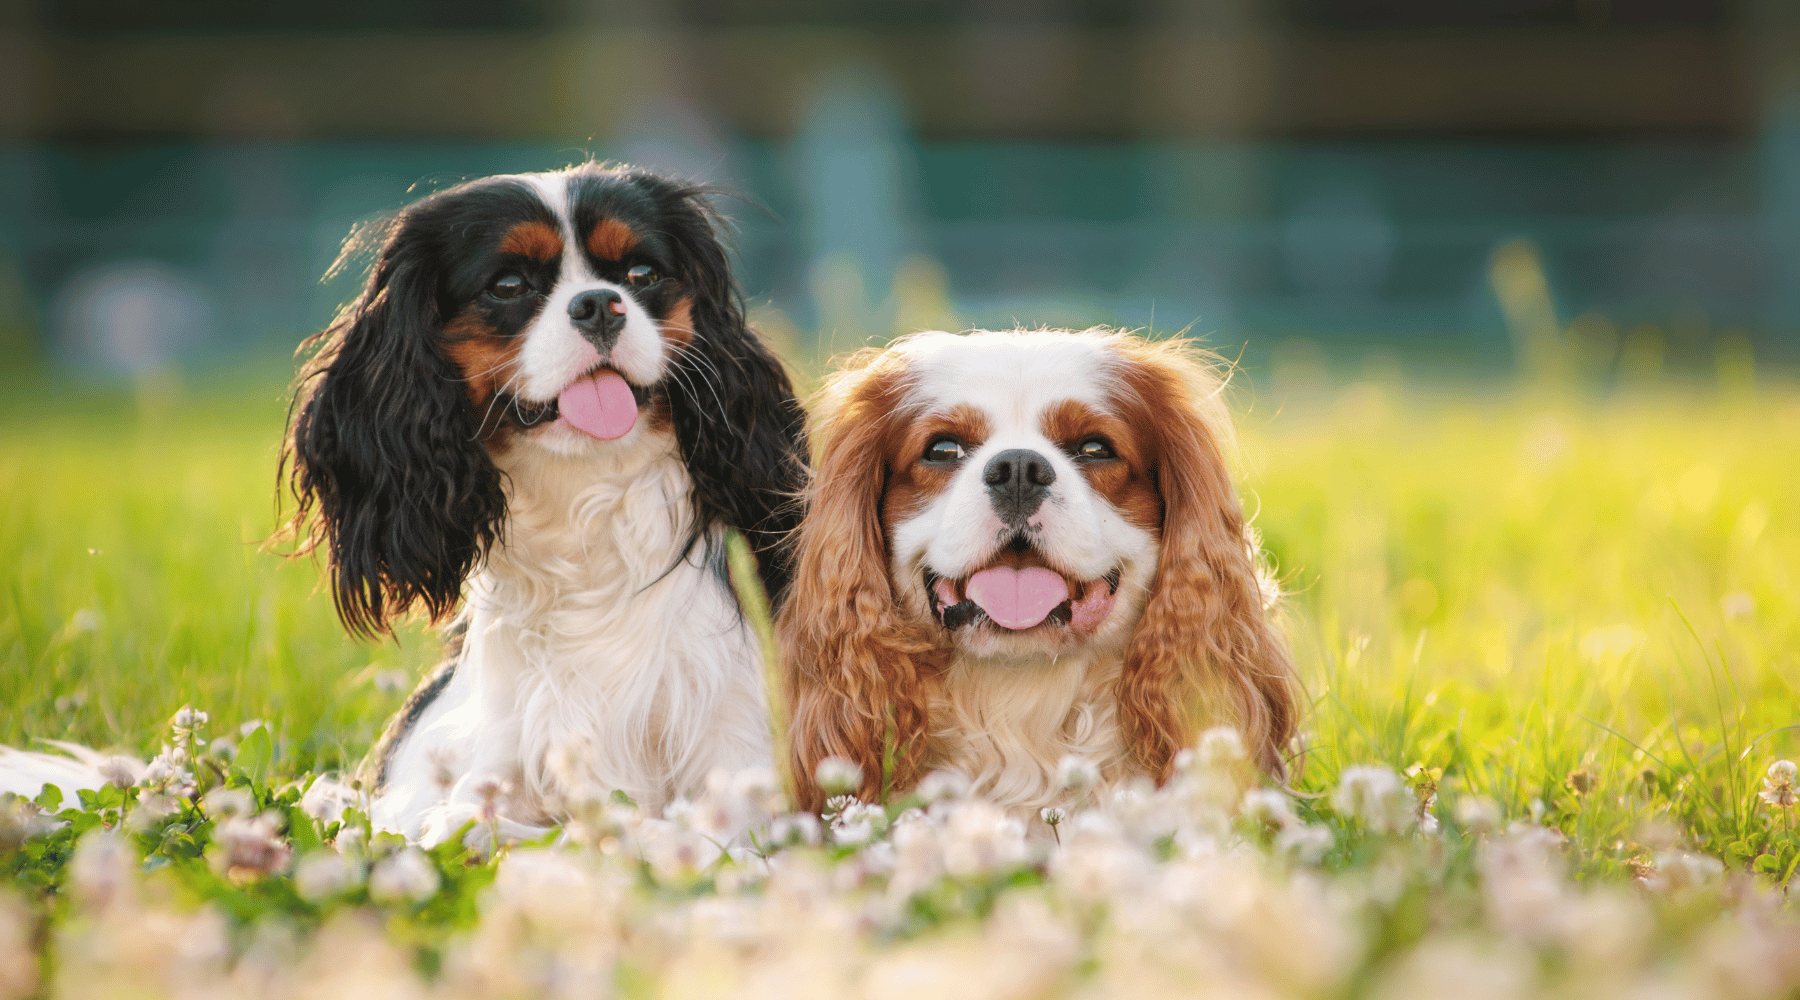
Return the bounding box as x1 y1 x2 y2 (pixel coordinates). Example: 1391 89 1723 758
2 370 1796 874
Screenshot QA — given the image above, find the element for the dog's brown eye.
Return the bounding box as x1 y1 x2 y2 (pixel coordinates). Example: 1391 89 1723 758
625 265 659 287
924 437 964 464
1075 438 1115 460
489 273 527 299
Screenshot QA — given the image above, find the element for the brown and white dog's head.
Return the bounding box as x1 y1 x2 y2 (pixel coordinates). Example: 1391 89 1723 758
780 328 1296 808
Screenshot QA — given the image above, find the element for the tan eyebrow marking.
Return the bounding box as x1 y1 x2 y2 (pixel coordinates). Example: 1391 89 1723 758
587 217 639 261
498 220 563 261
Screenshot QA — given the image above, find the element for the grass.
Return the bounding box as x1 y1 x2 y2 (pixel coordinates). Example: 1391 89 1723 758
4 362 1799 997
4 369 1796 872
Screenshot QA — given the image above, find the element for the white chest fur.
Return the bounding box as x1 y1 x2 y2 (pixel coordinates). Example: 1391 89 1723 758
371 427 771 842
925 651 1136 813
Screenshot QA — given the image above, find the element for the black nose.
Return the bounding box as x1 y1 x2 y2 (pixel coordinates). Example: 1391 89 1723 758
568 288 625 347
983 448 1055 525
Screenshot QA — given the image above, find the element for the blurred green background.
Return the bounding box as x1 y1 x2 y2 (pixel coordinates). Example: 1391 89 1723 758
3 0 1799 379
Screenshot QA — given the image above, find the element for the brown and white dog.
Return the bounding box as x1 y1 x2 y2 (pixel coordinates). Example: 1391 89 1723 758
780 328 1296 813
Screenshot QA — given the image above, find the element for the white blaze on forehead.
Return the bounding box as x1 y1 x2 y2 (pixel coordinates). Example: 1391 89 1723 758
894 331 1114 421
506 169 667 400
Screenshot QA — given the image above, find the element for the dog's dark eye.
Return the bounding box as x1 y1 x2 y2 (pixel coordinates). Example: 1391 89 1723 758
489 273 528 300
923 437 964 464
1075 438 1115 461
625 265 660 287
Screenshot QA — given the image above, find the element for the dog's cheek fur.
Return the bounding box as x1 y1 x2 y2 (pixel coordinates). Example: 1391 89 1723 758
779 360 945 811
284 215 507 638
1108 345 1298 781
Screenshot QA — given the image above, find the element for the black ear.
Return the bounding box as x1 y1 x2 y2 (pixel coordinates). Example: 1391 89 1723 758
282 216 506 638
660 189 810 607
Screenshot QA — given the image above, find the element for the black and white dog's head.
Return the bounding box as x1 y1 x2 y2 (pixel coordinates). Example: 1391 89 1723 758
285 163 807 636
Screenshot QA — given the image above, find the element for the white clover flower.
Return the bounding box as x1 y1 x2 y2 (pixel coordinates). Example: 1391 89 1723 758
369 847 441 905
1275 823 1334 863
1040 806 1065 827
171 705 209 731
293 851 363 903
1056 754 1100 793
1332 765 1417 834
1455 795 1502 833
767 812 822 848
97 755 144 789
1240 788 1298 829
815 756 863 796
208 811 292 878
67 829 134 909
1759 760 1797 808
728 764 787 815
334 824 367 857
1650 850 1725 892
201 787 253 820
300 775 361 826
829 802 885 846
941 801 1028 877
917 769 972 803
1196 726 1248 768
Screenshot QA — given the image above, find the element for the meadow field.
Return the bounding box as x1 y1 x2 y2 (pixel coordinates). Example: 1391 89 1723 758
2 362 1798 998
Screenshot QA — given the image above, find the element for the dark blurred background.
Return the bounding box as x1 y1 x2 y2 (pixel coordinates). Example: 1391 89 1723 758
3 0 1798 379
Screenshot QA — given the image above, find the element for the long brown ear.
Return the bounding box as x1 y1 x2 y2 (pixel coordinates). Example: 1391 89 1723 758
1112 339 1298 782
778 354 939 811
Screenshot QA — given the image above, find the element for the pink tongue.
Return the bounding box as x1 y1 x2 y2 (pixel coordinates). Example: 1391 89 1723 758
964 566 1070 630
557 371 638 440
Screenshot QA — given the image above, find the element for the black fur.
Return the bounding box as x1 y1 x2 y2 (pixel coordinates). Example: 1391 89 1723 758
283 164 807 636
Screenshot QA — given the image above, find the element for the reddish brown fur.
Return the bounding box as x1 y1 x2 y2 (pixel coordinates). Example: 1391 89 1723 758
587 217 639 261
499 220 563 262
779 352 947 811
881 404 989 525
442 306 520 408
661 296 696 347
1041 399 1161 533
1106 340 1298 782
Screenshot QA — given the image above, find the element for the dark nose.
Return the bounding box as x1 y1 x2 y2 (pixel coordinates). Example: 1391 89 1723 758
983 448 1055 524
568 288 625 347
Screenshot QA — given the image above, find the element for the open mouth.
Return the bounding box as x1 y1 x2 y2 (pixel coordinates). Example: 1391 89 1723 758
494 368 652 438
925 541 1121 634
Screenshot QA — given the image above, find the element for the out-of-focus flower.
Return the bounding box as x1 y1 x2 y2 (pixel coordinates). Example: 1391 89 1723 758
816 756 863 796
1566 769 1595 796
1759 760 1797 808
294 851 364 903
67 830 134 910
1240 788 1297 829
1332 765 1417 834
138 744 197 798
208 811 292 880
0 796 54 849
1721 591 1755 619
1056 754 1100 793
1196 726 1248 768
767 811 822 848
201 787 253 820
1455 795 1502 834
369 847 440 905
1647 850 1725 893
728 764 787 815
0 891 35 1000
940 801 1027 877
1275 823 1334 864
300 775 361 826
97 755 143 789
918 769 972 803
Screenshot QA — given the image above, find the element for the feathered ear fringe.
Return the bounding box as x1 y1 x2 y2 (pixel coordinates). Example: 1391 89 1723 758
1109 337 1299 781
778 354 941 811
280 212 506 639
651 180 809 606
